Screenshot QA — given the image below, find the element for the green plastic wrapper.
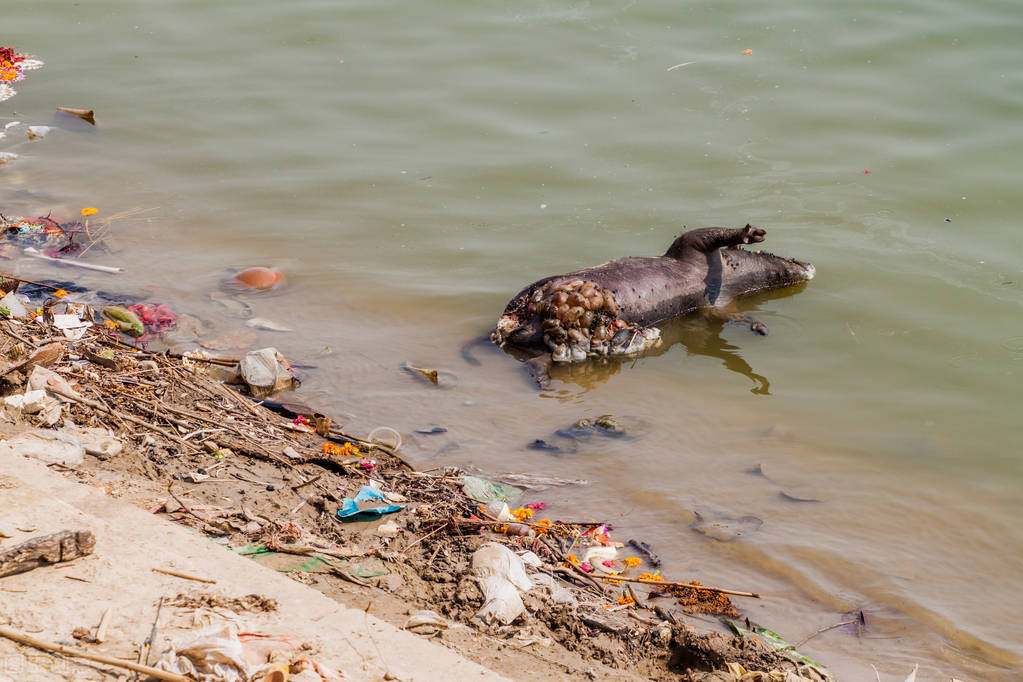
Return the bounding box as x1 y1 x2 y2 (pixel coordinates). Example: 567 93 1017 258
460 475 524 504
101 306 145 337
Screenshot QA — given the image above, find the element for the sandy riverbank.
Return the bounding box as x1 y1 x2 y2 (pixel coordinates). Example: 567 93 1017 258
0 282 834 681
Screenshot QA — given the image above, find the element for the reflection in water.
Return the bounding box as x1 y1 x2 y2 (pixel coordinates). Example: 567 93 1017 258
539 284 809 394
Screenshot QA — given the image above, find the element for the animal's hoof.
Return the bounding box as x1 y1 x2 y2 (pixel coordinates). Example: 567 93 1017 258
742 224 767 244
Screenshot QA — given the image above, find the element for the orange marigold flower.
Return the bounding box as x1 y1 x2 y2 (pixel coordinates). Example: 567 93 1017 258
602 577 623 585
565 554 580 565
615 596 635 606
624 557 642 568
637 573 664 582
339 442 360 457
322 442 344 456
510 507 534 522
81 207 99 216
53 289 69 298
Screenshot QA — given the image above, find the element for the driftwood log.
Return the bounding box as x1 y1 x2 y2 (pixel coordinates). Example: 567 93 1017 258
0 530 95 578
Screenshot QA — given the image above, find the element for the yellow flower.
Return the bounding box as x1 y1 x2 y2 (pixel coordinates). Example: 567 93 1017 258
510 507 534 522
637 573 664 582
81 207 99 216
624 557 642 568
1 61 11 68
565 554 580 565
53 289 68 298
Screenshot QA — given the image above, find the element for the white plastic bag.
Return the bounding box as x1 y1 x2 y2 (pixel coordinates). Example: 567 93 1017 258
154 624 250 682
472 542 533 624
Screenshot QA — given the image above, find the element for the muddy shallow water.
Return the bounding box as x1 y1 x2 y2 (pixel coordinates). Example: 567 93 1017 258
5 0 1023 678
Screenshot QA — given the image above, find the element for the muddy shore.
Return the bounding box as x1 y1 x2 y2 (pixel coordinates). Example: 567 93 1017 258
0 270 836 681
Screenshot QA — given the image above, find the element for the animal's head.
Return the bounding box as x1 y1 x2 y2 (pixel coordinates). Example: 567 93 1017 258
718 246 815 296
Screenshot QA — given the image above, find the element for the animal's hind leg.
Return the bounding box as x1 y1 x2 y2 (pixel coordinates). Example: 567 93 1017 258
523 354 553 388
701 307 769 335
664 224 767 258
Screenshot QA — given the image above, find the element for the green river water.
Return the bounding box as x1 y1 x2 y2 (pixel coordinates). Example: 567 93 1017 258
4 1 1023 678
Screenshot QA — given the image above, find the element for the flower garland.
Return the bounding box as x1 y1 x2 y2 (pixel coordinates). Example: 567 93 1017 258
0 47 43 103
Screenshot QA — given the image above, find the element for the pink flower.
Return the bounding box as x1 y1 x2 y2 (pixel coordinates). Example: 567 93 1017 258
602 560 616 567
580 563 593 573
525 502 546 510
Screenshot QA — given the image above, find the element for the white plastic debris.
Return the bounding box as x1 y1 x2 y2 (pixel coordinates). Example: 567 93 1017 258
375 519 400 537
154 624 250 682
26 125 52 140
482 500 514 522
0 429 84 466
4 121 19 130
0 152 18 165
244 317 293 332
23 247 123 273
0 292 29 318
404 610 449 635
529 573 577 605
472 542 533 624
518 550 543 568
51 313 92 340
583 545 617 565
239 347 298 398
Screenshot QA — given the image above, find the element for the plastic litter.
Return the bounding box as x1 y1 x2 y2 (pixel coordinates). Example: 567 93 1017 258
0 291 28 318
154 624 250 682
529 573 577 605
227 267 284 292
51 313 92 339
481 501 514 522
24 247 123 274
367 426 402 450
375 519 400 537
461 475 524 504
126 303 177 334
337 485 406 522
404 610 449 635
26 125 51 140
472 542 533 624
239 347 299 399
245 317 293 332
101 306 145 337
583 546 617 565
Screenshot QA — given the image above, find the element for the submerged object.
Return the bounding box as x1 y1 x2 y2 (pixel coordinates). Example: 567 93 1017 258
493 224 814 371
227 267 284 292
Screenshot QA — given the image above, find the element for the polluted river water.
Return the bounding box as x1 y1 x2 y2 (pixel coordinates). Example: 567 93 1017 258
4 0 1023 679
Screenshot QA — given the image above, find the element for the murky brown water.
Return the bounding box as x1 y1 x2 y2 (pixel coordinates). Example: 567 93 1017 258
5 1 1023 678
